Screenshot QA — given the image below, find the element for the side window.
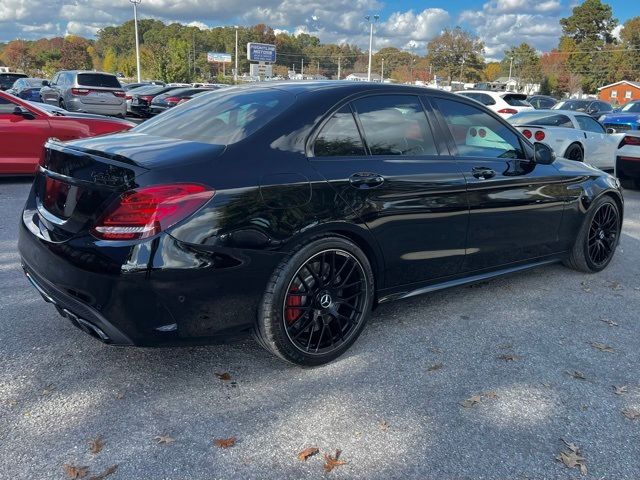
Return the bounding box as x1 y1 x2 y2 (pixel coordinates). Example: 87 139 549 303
0 97 18 114
352 95 438 156
434 97 525 159
51 74 59 85
576 115 605 134
313 106 366 157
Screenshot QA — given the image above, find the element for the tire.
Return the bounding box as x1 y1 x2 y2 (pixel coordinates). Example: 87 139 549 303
255 235 375 366
563 195 621 273
564 143 584 162
59 100 66 111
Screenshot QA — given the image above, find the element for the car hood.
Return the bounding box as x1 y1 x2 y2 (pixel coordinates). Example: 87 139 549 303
600 113 640 123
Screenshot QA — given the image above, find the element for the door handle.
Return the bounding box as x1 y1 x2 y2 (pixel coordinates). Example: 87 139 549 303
349 172 385 189
471 166 496 180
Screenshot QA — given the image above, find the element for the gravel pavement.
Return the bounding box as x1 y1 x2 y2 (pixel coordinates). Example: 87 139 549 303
1 177 639 480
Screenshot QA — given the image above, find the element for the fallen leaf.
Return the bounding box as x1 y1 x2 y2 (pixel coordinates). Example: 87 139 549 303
580 281 591 293
41 383 56 396
497 354 520 361
590 342 614 353
567 370 586 380
482 391 498 399
556 440 587 476
115 391 125 400
601 318 619 327
460 394 483 408
215 372 232 381
428 347 442 354
214 437 236 448
154 434 175 445
378 420 390 431
622 408 640 420
63 464 89 479
88 465 118 480
323 450 347 472
608 281 624 291
613 385 628 395
89 436 104 454
427 363 443 372
297 447 319 461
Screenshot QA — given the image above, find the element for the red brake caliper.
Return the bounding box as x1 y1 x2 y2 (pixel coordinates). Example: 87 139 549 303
285 287 303 325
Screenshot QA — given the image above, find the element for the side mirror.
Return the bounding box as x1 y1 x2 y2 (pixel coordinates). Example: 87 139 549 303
606 127 616 134
42 80 49 87
12 106 35 119
534 142 555 165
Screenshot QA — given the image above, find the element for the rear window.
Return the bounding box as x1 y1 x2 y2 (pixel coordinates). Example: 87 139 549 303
133 88 294 145
0 73 27 87
502 94 531 107
509 112 573 128
459 92 496 106
77 73 121 88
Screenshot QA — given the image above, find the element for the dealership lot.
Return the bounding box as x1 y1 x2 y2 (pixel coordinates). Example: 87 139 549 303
1 178 639 479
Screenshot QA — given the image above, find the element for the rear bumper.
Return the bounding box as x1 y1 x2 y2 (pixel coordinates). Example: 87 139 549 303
66 97 126 116
616 155 640 179
18 208 282 346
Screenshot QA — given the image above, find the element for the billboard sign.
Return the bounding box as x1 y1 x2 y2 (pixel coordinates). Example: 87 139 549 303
247 43 276 63
207 52 232 63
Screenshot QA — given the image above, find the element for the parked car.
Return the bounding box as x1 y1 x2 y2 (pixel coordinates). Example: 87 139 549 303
123 81 165 91
18 82 623 366
127 85 184 117
457 90 534 118
526 95 557 109
0 91 133 175
0 72 28 91
552 99 613 119
598 100 640 133
6 77 48 102
508 110 624 170
149 87 218 115
40 70 126 117
614 132 640 189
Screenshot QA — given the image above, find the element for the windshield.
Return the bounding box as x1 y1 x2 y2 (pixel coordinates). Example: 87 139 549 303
553 100 590 111
77 73 121 88
509 111 573 128
621 102 640 113
133 87 295 145
25 78 46 87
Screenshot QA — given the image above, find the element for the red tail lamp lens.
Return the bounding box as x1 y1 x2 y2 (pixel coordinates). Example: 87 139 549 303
469 127 477 137
113 91 126 98
164 96 181 103
92 184 214 241
479 128 487 138
71 88 90 95
498 108 518 115
620 135 640 147
522 129 532 139
534 130 545 141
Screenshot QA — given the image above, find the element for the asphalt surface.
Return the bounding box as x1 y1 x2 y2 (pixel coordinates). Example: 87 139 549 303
1 178 639 480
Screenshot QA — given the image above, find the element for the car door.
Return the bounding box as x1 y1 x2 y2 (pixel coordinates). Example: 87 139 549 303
575 114 616 169
41 73 60 105
431 95 567 272
308 93 469 288
0 96 51 174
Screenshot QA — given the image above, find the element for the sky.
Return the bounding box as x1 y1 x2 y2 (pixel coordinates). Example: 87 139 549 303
0 0 637 60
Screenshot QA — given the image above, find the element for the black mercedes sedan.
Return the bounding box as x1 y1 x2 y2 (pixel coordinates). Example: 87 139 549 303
19 82 623 366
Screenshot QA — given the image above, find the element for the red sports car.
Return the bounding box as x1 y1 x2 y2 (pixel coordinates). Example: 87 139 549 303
0 91 134 175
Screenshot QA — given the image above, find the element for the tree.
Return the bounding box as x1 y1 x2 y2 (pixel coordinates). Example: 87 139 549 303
501 43 542 89
102 48 117 73
60 36 92 70
483 62 502 81
559 0 618 92
1 40 31 72
427 27 484 82
618 16 640 80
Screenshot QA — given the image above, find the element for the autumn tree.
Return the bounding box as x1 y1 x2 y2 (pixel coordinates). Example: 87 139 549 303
483 62 502 81
60 36 92 70
1 40 31 71
427 27 484 82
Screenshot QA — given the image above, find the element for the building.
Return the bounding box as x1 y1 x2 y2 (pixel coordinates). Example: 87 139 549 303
597 81 640 106
345 73 382 82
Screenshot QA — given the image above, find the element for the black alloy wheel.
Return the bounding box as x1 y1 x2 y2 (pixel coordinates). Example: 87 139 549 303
586 202 619 267
283 249 367 355
565 143 583 162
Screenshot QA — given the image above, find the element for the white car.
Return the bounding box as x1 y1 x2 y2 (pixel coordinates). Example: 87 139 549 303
615 131 640 189
508 110 625 171
457 90 534 118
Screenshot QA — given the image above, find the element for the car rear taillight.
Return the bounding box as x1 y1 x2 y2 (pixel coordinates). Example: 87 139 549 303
478 128 487 138
71 88 90 96
91 184 215 241
164 96 181 104
113 91 126 98
140 95 154 102
534 130 545 141
498 108 518 115
619 135 640 148
125 95 132 100
522 129 532 139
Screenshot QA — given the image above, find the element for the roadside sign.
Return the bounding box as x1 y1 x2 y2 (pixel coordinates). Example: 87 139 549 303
250 63 273 77
247 43 276 63
207 52 232 63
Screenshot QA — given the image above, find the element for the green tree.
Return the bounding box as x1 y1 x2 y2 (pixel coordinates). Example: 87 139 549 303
427 27 484 82
501 43 542 89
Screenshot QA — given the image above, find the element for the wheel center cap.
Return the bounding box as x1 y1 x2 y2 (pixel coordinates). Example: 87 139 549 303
598 230 605 240
318 292 332 309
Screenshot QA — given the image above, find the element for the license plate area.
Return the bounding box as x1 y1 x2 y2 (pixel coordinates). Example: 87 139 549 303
42 176 81 220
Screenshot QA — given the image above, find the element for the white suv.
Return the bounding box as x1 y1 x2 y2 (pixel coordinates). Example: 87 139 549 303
456 90 534 118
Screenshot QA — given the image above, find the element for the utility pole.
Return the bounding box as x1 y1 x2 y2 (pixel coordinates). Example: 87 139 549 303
301 58 304 76
130 0 142 82
337 56 341 80
234 27 239 83
381 58 384 82
365 14 380 81
317 60 320 76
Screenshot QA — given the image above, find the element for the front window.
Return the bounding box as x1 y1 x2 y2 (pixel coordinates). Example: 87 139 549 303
435 97 525 159
0 96 18 114
576 115 605 134
133 88 294 145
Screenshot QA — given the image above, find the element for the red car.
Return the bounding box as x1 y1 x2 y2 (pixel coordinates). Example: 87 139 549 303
0 91 134 175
